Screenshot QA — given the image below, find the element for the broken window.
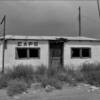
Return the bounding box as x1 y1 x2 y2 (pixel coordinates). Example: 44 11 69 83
16 48 40 59
71 47 91 58
16 48 27 59
71 48 80 58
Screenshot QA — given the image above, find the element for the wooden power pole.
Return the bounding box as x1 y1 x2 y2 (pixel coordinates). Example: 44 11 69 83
79 6 81 36
0 15 6 73
97 0 100 18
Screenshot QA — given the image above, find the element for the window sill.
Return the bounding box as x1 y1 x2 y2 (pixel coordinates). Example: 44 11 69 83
15 58 40 60
71 57 91 59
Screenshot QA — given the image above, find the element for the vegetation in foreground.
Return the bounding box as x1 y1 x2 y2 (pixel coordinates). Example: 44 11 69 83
81 63 100 86
0 63 100 96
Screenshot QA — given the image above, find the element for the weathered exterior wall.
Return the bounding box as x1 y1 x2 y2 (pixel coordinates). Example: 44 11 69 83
0 42 3 70
0 38 100 71
64 41 100 69
0 40 49 70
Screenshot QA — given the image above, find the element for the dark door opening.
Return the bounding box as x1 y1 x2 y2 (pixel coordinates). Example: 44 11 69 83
49 40 63 67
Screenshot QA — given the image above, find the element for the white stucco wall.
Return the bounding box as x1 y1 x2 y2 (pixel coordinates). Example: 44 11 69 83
1 40 49 70
1 39 100 71
64 41 100 69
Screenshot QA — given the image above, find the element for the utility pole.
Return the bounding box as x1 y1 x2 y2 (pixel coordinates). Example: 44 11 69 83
0 15 6 74
78 6 81 36
97 0 100 18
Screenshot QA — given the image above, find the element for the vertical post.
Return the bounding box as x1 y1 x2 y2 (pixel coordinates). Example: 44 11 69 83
1 15 6 74
79 6 81 36
97 0 100 18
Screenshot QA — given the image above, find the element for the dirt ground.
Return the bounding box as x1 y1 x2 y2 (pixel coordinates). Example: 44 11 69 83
0 84 100 100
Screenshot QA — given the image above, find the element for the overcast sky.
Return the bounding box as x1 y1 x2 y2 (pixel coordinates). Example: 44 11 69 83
0 0 100 38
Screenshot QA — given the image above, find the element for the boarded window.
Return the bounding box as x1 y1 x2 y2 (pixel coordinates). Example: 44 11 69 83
16 48 40 59
71 48 91 58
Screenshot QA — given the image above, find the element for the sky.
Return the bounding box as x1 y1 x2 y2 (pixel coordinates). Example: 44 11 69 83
0 0 100 38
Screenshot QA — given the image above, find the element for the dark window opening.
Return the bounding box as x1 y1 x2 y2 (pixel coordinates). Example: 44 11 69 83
16 48 40 59
29 48 40 58
16 48 27 59
71 48 91 58
71 48 80 58
82 48 91 58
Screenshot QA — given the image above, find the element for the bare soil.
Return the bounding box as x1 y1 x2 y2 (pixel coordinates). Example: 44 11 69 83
1 84 100 100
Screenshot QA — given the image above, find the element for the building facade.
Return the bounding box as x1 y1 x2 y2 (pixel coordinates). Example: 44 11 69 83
0 35 100 70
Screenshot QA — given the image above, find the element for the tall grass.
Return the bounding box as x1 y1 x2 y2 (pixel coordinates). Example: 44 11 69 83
81 63 100 86
7 79 27 96
0 65 35 89
5 65 35 82
2 63 100 96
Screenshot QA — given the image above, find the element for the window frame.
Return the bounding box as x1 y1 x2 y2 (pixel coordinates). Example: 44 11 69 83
71 48 80 58
71 47 91 59
15 47 40 59
81 48 91 58
15 47 28 59
29 48 40 59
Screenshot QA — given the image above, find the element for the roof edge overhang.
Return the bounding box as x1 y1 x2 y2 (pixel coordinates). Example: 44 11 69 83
0 35 100 42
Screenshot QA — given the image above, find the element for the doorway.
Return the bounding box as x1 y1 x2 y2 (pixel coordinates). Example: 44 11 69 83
49 40 64 67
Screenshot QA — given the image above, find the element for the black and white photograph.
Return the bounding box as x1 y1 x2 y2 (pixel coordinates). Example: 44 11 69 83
0 0 100 100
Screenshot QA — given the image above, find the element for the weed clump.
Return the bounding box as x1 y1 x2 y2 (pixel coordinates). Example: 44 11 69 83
81 63 100 86
7 79 27 96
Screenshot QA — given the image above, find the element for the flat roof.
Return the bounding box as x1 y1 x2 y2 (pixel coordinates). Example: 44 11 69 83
0 35 99 41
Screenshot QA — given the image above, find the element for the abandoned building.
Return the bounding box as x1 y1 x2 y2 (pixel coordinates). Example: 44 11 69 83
0 35 100 70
